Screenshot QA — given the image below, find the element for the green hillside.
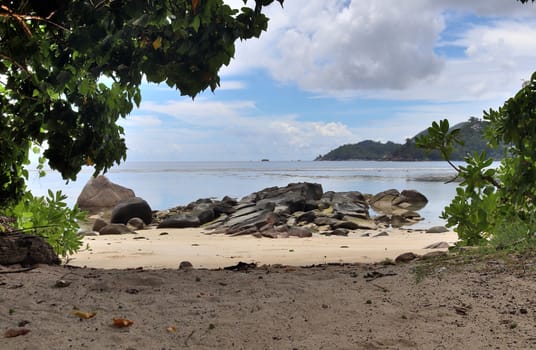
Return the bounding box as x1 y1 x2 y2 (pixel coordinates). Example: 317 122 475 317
316 117 505 161
315 140 400 161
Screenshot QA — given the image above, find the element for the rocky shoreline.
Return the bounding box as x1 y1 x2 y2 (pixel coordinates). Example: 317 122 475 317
78 176 448 239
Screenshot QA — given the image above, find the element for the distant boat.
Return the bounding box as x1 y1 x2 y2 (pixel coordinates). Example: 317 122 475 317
261 159 270 162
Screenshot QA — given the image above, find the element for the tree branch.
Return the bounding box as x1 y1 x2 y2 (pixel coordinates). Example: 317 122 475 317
0 5 70 34
0 53 31 77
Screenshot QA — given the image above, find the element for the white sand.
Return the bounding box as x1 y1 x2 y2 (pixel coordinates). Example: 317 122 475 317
69 228 458 269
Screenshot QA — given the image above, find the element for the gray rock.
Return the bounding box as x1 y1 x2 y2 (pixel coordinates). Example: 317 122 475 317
225 211 281 235
391 215 412 228
78 230 100 237
369 189 400 210
99 223 135 235
286 217 298 226
304 200 319 211
261 229 279 238
333 220 360 230
297 211 317 223
229 226 260 237
289 227 313 238
92 218 108 232
369 189 428 214
0 233 60 265
127 217 145 230
228 205 263 221
158 214 201 229
341 216 377 230
212 202 236 215
374 215 391 225
322 191 367 206
253 182 323 214
225 209 268 228
395 252 419 263
333 202 368 217
331 228 349 236
256 201 276 211
314 216 335 226
202 214 228 229
192 206 215 225
77 175 135 211
426 226 449 233
179 261 193 270
424 241 450 249
393 190 428 210
401 211 422 220
373 231 389 238
111 197 152 225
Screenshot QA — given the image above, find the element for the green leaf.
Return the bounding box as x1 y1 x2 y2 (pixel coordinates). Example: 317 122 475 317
192 16 201 32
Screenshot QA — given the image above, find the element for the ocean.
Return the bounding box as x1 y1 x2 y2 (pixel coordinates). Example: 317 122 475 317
27 160 463 228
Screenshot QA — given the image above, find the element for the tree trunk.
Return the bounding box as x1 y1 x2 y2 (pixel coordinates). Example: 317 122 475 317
0 232 60 266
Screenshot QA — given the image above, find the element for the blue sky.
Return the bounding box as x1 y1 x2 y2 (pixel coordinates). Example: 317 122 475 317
120 0 536 161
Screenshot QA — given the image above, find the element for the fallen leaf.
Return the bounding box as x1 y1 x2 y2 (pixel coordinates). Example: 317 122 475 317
152 37 162 50
72 310 96 319
167 326 176 333
112 318 134 327
4 328 30 338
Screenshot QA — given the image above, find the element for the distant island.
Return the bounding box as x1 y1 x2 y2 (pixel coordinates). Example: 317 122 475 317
315 117 505 161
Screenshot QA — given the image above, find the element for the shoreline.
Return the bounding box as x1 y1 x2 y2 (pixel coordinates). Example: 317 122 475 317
69 227 458 269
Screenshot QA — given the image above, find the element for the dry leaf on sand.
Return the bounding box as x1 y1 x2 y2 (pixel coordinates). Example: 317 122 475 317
112 318 134 328
72 310 96 319
4 328 30 338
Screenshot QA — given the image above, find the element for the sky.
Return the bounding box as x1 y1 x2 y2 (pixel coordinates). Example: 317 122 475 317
120 0 536 162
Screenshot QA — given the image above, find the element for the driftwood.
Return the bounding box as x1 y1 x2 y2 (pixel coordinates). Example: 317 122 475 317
0 232 60 266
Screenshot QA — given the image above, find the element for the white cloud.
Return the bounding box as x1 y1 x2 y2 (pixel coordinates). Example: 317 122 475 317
122 115 162 127
125 99 355 161
223 0 536 102
217 80 247 90
122 1 536 161
224 1 445 90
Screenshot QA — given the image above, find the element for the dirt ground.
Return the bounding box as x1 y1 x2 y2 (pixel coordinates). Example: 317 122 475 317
2 251 536 350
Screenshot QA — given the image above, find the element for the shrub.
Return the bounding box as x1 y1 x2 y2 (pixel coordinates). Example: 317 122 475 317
6 190 87 257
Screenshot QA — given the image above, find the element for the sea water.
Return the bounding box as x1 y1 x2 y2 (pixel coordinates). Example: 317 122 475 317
27 160 463 228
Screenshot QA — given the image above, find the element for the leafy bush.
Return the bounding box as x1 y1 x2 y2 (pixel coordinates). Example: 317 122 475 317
416 72 536 247
6 190 87 257
489 213 536 251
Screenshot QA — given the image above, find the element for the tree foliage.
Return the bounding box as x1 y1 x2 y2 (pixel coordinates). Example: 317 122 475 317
0 0 283 207
316 140 401 161
4 190 87 256
416 72 536 247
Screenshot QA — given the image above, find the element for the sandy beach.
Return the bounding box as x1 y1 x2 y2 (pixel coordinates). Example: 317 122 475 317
69 228 458 269
3 245 536 349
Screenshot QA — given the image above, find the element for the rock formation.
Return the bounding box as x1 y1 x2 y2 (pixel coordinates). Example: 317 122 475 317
76 176 135 211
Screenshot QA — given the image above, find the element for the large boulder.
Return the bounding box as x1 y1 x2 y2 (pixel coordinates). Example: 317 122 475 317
0 233 60 265
76 176 135 210
368 189 400 212
249 182 323 214
392 190 428 211
99 224 134 235
369 189 428 214
111 197 152 225
191 203 216 225
225 211 281 235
